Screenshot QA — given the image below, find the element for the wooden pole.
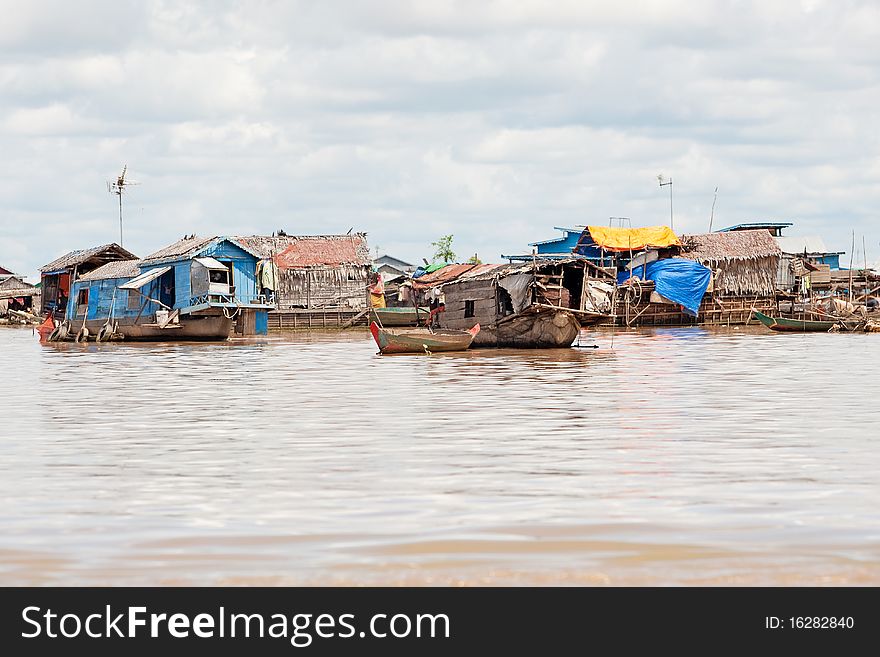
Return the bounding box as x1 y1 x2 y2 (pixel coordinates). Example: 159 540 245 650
848 230 855 303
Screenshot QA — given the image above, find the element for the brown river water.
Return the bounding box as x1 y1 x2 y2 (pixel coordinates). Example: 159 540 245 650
1 325 878 586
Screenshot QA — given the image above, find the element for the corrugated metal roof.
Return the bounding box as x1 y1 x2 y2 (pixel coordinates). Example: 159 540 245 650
717 222 793 232
775 235 842 255
411 263 478 289
235 234 371 268
413 259 589 289
193 256 227 270
40 243 137 273
119 266 172 290
78 259 143 281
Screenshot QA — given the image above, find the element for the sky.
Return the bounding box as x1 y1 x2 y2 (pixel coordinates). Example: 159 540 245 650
2 0 879 278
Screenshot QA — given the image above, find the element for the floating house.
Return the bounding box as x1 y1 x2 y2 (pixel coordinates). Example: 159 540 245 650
680 230 781 297
503 226 606 262
0 273 39 318
412 259 615 347
39 243 137 318
236 234 372 312
374 255 416 280
717 222 845 291
50 236 275 341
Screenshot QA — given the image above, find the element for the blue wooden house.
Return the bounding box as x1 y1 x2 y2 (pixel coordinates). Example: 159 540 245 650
503 226 604 262
61 236 275 341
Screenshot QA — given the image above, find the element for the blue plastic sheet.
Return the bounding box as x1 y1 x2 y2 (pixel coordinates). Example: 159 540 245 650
624 259 712 316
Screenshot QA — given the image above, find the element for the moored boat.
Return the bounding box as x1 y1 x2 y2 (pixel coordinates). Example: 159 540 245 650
370 321 479 354
752 310 858 332
369 306 430 326
410 259 614 348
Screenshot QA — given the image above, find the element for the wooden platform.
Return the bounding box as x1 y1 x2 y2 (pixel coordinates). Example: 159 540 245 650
606 293 778 327
267 308 369 330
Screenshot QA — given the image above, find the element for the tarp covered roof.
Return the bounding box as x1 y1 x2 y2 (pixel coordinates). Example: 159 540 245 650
578 226 681 252
627 258 712 316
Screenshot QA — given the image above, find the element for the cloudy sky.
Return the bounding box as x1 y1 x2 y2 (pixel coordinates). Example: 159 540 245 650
2 0 879 277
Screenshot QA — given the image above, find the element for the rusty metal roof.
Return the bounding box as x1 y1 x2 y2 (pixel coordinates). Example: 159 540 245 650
235 234 371 268
411 263 479 289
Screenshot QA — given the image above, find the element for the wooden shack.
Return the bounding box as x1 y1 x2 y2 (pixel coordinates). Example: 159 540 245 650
236 233 372 317
39 243 138 318
416 259 615 347
616 230 782 326
0 274 39 319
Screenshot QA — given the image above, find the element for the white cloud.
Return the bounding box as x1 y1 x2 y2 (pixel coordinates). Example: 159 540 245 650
1 0 879 277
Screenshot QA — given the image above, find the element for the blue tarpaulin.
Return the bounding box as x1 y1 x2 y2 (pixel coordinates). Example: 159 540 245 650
621 258 712 316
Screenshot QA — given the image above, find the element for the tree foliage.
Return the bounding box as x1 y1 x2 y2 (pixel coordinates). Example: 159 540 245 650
432 235 456 263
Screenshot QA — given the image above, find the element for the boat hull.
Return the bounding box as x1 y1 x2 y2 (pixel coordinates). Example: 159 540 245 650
370 322 479 354
753 310 851 333
61 315 234 341
370 307 430 326
473 307 582 348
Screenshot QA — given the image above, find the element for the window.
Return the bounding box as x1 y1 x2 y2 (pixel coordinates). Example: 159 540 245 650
76 288 89 316
464 300 475 318
209 269 229 284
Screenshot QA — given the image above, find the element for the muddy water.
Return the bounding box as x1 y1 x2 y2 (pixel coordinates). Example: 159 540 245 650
1 325 878 585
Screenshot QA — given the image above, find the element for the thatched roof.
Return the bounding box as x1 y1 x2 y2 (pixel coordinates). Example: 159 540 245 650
78 260 143 281
142 236 262 263
680 230 781 262
0 275 38 299
40 243 137 274
680 230 780 296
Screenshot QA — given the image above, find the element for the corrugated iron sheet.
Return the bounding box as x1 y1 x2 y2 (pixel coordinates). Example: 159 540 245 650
235 234 371 268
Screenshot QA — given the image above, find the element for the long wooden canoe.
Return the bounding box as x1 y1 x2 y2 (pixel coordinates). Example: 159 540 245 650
752 310 855 332
370 321 480 354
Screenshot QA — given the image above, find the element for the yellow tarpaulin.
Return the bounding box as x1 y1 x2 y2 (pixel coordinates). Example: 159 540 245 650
586 225 681 252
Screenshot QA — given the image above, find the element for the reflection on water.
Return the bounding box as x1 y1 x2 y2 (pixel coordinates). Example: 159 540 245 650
1 325 878 585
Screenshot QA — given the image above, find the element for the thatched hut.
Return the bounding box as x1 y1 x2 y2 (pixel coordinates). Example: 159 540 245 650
39 243 138 317
680 230 781 296
235 234 371 311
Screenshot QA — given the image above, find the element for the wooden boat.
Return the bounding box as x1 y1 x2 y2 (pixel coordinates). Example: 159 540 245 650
370 321 480 354
752 310 858 332
369 306 430 326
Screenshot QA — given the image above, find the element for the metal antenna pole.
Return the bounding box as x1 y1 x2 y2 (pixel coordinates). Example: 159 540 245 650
118 190 124 246
708 186 718 232
658 175 674 230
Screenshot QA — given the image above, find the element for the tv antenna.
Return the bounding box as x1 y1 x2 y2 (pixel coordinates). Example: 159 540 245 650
657 174 673 230
107 165 138 247
708 186 718 232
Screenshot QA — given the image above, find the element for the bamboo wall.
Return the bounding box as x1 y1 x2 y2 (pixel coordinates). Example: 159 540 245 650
275 265 369 310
